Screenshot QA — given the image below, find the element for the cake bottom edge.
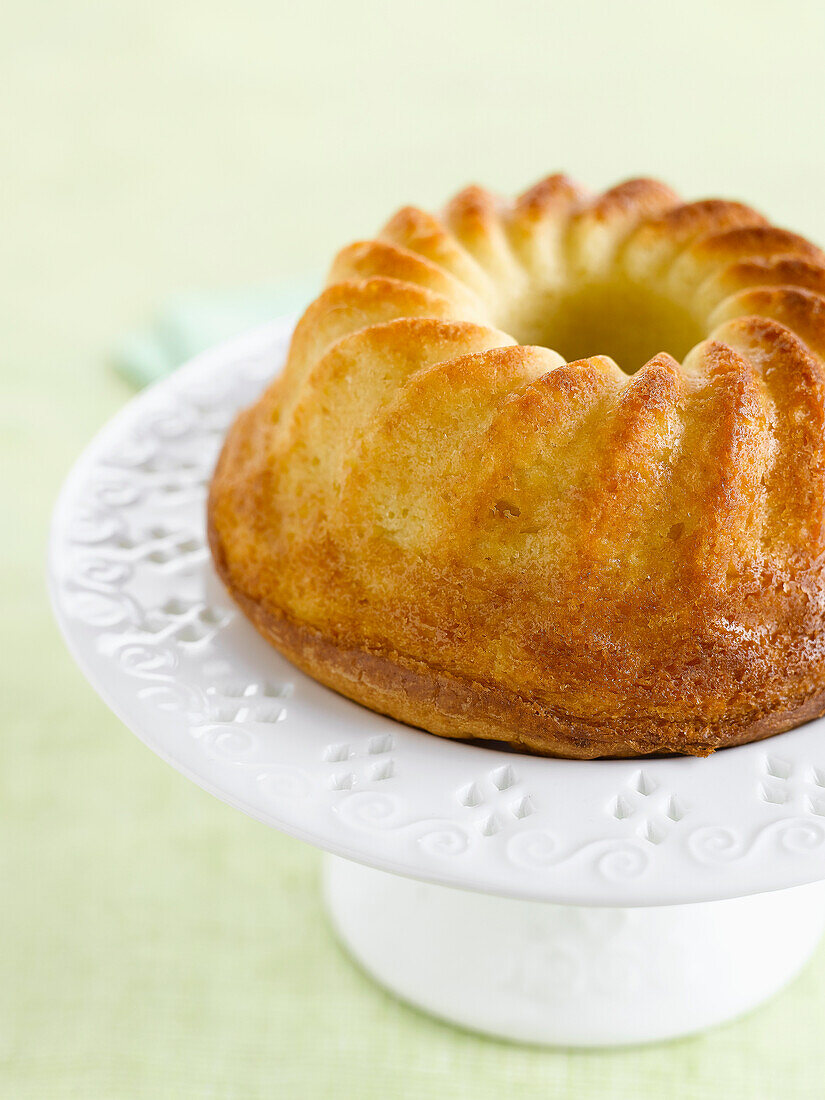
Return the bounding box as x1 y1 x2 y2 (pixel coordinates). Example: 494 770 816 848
206 513 825 761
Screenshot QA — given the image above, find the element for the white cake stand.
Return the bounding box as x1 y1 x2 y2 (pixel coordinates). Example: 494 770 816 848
49 318 825 1046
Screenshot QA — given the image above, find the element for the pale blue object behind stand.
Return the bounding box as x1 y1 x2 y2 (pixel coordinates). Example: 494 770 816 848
113 281 317 387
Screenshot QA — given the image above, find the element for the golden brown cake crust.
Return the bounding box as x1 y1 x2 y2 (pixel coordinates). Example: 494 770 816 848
208 176 825 758
208 501 825 759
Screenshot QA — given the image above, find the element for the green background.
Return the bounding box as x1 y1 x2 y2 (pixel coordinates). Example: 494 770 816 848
5 1 825 1095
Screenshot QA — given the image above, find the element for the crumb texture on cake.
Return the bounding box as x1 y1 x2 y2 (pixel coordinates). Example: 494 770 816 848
209 175 825 758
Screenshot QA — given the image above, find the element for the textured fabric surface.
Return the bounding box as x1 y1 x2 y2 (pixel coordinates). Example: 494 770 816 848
5 0 825 1095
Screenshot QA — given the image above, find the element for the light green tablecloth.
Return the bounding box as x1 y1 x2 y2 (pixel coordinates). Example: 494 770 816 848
6 0 825 1095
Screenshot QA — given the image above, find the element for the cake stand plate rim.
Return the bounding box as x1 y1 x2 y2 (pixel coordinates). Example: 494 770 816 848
48 316 825 907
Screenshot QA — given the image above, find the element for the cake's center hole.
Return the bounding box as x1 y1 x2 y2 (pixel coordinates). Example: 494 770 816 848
513 282 705 372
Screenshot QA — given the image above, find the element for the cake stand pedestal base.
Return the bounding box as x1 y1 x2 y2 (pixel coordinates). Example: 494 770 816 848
324 855 825 1047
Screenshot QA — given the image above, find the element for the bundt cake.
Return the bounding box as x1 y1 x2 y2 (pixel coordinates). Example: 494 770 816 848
208 175 825 758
